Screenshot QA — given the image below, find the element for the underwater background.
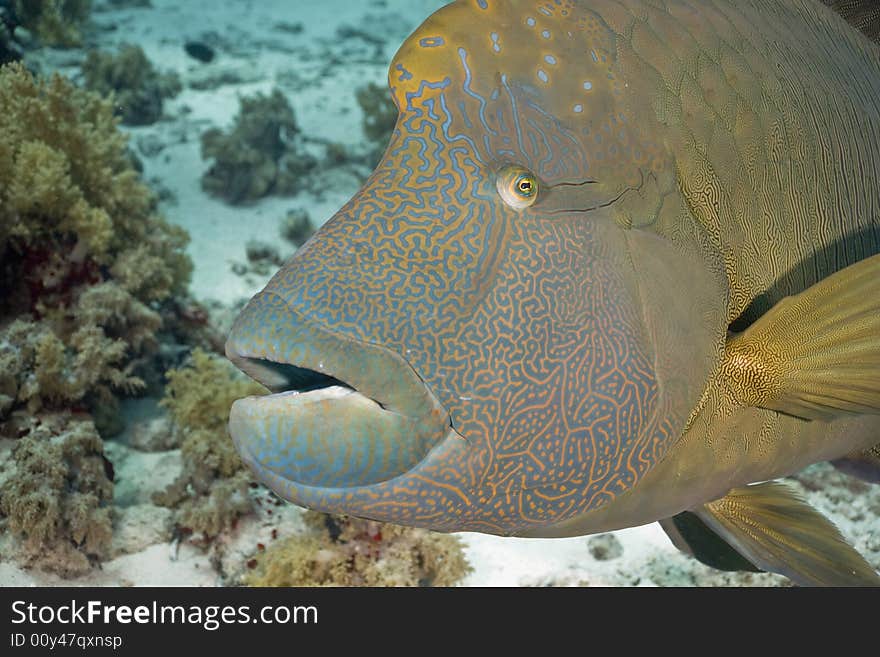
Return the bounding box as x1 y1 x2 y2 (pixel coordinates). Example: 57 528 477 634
0 0 877 587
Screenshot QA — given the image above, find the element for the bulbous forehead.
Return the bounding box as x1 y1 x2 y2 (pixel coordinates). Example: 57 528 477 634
390 0 618 118
387 0 646 185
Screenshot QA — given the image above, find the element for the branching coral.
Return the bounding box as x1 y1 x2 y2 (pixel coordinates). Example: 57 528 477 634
0 62 196 576
1 302 152 407
11 0 91 47
0 62 192 291
200 89 318 204
82 44 182 126
153 349 265 537
244 511 472 587
0 62 192 432
0 412 113 577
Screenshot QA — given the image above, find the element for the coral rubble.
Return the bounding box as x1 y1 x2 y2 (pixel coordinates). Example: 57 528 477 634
153 349 265 538
82 44 181 126
200 89 317 204
244 511 472 587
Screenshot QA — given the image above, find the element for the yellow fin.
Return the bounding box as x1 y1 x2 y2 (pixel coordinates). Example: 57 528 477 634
695 482 880 586
723 253 880 421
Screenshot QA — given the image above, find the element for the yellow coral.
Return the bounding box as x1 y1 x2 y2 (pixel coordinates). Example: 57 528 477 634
82 44 182 126
0 63 192 430
1 64 123 259
154 350 265 536
2 293 153 417
161 348 265 431
245 512 472 587
0 62 188 274
12 0 91 48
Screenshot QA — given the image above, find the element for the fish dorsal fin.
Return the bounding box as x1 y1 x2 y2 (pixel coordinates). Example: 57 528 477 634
722 253 880 421
821 0 880 44
659 513 763 573
695 482 880 586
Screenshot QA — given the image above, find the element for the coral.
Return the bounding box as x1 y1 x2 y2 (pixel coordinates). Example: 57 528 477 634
200 85 397 204
159 349 262 433
200 89 317 204
0 62 191 277
184 41 214 64
153 349 265 537
587 533 623 561
0 283 160 425
4 316 129 408
244 511 472 587
0 62 192 432
0 412 113 577
155 296 227 367
82 44 181 126
280 208 315 247
244 240 283 276
0 7 22 65
355 82 397 167
11 0 91 47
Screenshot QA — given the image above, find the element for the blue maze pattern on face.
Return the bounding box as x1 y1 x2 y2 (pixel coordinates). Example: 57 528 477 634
242 0 677 533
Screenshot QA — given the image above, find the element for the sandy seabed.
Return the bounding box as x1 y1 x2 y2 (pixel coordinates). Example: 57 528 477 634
1 0 878 587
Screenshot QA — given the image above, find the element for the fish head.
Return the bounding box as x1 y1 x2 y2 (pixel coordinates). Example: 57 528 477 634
226 0 726 535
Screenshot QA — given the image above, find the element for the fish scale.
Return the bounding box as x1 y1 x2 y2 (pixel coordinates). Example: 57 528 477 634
612 0 880 323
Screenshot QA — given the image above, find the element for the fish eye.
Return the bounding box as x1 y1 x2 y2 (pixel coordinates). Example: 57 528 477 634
496 165 539 210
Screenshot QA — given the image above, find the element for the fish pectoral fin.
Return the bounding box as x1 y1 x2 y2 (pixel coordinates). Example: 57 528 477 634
694 481 880 586
722 252 880 421
659 513 763 573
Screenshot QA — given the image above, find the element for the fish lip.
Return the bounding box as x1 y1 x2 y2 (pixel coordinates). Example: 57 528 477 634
224 290 452 489
232 417 470 513
224 291 445 421
224 348 362 406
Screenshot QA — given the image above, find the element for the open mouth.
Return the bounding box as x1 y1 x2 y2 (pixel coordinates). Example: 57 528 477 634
225 290 450 490
231 355 357 401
